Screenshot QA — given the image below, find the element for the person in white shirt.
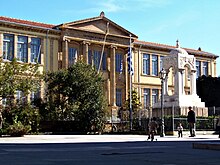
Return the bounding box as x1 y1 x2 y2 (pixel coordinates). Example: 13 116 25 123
177 122 183 138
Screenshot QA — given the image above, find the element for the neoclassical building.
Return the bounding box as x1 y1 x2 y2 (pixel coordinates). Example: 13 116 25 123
0 12 218 119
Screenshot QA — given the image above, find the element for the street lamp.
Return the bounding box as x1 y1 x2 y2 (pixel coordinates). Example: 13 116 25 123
159 68 166 137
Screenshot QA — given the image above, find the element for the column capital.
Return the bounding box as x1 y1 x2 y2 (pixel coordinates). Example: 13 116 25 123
82 40 91 45
133 48 138 53
63 37 70 42
110 45 117 49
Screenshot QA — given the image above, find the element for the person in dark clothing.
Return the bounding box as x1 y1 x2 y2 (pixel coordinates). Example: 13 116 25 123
148 117 158 141
187 106 196 137
216 115 220 138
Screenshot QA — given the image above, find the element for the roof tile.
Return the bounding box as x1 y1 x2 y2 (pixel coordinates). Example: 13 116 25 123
0 16 55 29
134 40 218 57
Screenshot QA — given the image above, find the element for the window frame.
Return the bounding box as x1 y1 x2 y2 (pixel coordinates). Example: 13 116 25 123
3 33 14 61
116 88 122 106
196 61 201 78
160 55 164 71
152 54 158 76
31 37 41 64
17 35 28 63
152 89 159 106
202 61 208 76
143 53 150 75
68 47 77 66
88 49 107 71
116 53 123 73
143 88 150 109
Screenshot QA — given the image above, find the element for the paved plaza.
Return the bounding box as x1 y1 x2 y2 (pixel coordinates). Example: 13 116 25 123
0 134 219 165
0 134 219 144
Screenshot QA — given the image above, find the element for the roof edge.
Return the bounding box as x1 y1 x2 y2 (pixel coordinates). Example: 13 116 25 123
134 40 219 58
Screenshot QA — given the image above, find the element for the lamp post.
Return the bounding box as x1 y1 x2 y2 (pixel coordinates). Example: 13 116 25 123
159 68 166 137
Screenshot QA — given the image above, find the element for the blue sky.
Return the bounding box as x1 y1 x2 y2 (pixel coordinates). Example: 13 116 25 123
1 0 219 76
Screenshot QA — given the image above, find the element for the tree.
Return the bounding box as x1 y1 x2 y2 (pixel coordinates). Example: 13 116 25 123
197 75 220 107
125 90 142 116
0 58 42 135
42 62 108 133
124 90 142 130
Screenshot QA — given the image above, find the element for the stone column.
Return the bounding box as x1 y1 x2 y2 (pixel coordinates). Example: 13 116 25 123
50 39 54 71
82 41 90 64
164 73 169 95
62 38 70 68
107 78 111 105
174 69 179 95
181 70 184 95
110 45 117 106
107 49 111 105
174 69 183 96
191 71 197 95
0 33 3 57
14 34 18 59
44 37 48 70
28 37 31 63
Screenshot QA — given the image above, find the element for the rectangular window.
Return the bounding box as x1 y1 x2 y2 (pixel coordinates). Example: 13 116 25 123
203 62 208 76
152 54 158 76
93 50 101 70
2 98 7 107
143 88 150 109
143 53 150 75
88 50 92 65
68 47 77 66
17 36 28 62
3 34 14 61
102 52 107 71
116 53 123 72
116 88 122 106
31 38 41 63
30 90 40 103
88 50 107 71
160 56 164 71
196 61 201 78
152 89 159 105
16 90 26 104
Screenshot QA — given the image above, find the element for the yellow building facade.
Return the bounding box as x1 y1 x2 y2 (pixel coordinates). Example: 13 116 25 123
0 12 218 119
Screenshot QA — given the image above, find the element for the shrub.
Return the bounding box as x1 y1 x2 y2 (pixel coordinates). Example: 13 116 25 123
7 118 31 137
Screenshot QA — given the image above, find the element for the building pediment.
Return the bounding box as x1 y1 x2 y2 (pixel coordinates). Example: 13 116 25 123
56 12 137 39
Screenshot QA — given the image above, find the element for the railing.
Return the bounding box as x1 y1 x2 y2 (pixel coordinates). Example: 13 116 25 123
166 117 218 132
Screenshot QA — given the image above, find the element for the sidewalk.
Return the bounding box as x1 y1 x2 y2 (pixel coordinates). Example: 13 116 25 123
0 134 219 144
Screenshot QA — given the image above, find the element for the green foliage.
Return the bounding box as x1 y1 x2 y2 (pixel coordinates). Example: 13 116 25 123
10 104 40 133
197 75 220 107
0 57 41 134
41 62 108 132
6 116 31 137
124 90 141 118
0 58 41 100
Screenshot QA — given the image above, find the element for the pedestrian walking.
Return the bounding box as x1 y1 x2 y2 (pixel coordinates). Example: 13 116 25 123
187 106 196 137
177 122 183 138
147 117 158 141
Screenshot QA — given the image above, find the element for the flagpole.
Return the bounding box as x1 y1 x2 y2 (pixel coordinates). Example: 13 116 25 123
129 34 133 131
97 22 109 74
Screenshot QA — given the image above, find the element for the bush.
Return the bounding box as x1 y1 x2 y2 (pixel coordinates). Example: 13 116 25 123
3 104 40 134
7 119 31 137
